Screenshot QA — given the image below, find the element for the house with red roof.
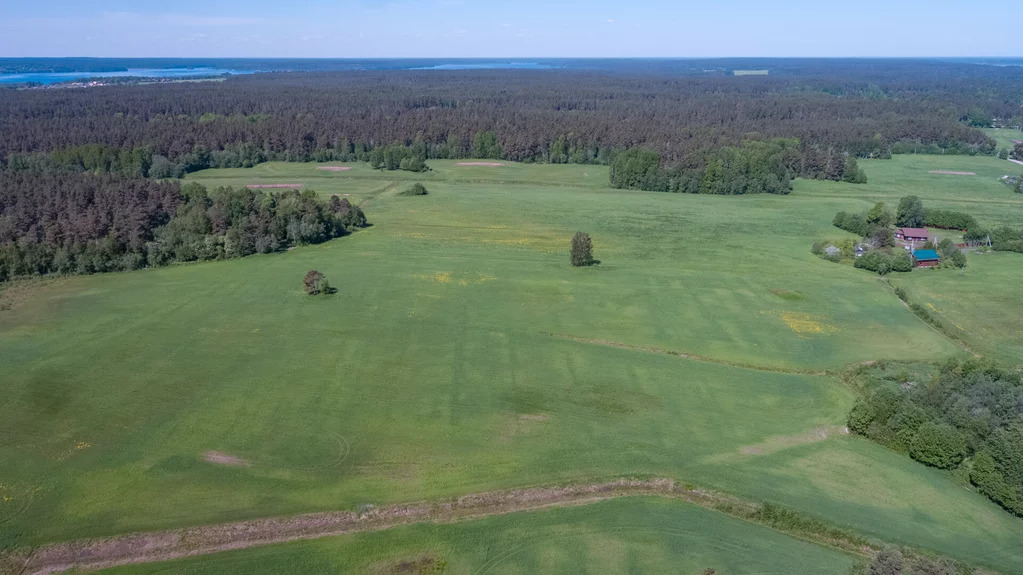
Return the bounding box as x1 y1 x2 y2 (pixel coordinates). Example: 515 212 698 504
895 228 929 242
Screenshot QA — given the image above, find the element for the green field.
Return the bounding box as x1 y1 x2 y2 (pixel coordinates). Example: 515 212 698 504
3 156 1023 573
99 498 856 575
984 127 1023 153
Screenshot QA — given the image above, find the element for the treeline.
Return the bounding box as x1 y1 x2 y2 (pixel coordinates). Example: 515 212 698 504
848 358 1023 517
0 172 366 281
1 62 1015 178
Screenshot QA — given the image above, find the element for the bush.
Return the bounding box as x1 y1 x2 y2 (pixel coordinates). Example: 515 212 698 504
400 183 429 196
854 251 892 275
847 399 876 434
868 547 903 575
304 270 331 295
833 210 870 236
971 451 1023 515
909 422 967 469
570 232 595 267
890 251 913 272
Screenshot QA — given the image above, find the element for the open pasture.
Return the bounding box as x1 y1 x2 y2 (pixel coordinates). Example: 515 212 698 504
3 157 1023 573
984 127 1023 152
797 154 1023 227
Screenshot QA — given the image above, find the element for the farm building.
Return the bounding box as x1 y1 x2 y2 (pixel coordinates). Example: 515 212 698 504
896 228 929 242
913 249 941 268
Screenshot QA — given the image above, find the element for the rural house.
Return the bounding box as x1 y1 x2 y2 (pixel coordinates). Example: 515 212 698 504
912 249 941 268
896 228 929 242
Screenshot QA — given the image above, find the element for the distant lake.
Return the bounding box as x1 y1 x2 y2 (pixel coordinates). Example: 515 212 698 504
0 67 254 85
409 62 557 71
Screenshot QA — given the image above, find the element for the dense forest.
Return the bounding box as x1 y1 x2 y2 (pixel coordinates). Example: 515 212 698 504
2 62 1020 179
0 172 366 280
2 60 1023 278
848 358 1023 517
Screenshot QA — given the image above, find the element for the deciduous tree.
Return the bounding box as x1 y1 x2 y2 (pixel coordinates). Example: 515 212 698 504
570 232 594 267
896 196 925 228
304 270 325 295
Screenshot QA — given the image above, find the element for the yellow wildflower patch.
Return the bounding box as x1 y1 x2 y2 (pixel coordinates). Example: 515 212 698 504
777 312 838 336
411 272 496 286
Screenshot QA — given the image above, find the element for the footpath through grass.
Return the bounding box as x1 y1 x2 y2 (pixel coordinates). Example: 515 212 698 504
2 158 1023 573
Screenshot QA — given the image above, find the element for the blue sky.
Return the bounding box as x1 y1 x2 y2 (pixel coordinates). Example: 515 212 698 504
0 0 1011 58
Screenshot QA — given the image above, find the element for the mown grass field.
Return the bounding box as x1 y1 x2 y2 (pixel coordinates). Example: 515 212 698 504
2 156 1023 573
99 498 856 574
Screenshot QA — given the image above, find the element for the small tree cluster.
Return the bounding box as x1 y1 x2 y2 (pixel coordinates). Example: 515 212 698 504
303 270 332 295
328 195 368 229
853 250 912 275
833 201 892 242
570 232 595 267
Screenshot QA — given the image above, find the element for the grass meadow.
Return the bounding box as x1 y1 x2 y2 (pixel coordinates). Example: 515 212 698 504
2 155 1023 573
983 127 1023 153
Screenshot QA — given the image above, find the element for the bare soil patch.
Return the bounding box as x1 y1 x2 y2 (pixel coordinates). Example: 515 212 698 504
0 278 54 312
370 555 440 574
316 166 353 172
246 184 304 189
202 451 250 467
928 170 976 176
456 162 504 167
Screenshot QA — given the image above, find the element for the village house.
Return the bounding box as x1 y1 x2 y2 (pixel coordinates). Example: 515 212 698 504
913 249 941 268
895 227 929 242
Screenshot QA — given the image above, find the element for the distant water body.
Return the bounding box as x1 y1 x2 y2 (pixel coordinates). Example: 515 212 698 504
2 57 1020 85
0 60 559 84
408 62 556 70
0 67 254 85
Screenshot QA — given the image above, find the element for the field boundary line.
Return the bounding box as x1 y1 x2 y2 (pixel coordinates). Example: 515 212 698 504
881 280 977 357
6 475 1001 575
544 332 831 376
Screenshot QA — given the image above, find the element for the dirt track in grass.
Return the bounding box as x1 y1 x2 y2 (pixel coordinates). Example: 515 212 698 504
14 479 704 575
8 476 892 575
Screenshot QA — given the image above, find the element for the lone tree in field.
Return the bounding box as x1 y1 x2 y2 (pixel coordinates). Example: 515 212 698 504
570 232 595 267
304 270 331 295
